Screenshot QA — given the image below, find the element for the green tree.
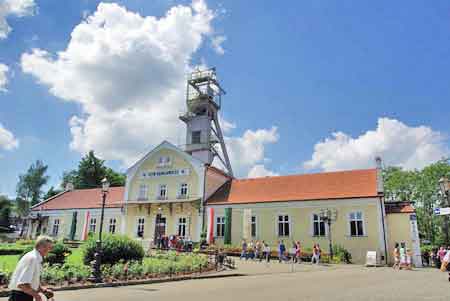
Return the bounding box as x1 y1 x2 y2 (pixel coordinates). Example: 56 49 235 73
16 160 49 206
43 186 62 200
61 151 125 189
0 195 12 227
383 158 450 244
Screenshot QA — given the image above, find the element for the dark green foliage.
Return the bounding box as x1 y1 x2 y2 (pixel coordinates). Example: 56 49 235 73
383 159 450 244
332 245 352 264
0 195 11 227
61 151 125 190
43 186 62 200
16 160 49 206
45 242 71 265
82 235 144 265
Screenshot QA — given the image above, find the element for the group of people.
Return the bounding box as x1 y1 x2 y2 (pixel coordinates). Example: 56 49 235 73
155 235 193 252
422 246 450 270
239 239 322 264
392 243 414 270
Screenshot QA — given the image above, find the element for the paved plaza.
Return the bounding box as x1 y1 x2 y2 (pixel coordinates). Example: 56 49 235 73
6 261 449 301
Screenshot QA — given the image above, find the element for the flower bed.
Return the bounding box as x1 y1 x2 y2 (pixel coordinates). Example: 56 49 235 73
0 251 212 292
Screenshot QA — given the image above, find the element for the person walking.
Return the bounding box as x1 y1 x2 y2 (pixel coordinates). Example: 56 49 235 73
399 243 406 269
278 240 286 263
406 248 413 270
263 241 270 263
240 239 248 260
255 240 262 262
311 243 320 265
8 236 54 301
392 243 400 270
295 241 301 264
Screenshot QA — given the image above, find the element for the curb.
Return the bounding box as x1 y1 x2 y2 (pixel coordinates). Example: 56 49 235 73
0 271 244 298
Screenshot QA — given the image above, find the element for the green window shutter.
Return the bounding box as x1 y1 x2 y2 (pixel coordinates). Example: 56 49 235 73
224 208 232 245
70 211 77 240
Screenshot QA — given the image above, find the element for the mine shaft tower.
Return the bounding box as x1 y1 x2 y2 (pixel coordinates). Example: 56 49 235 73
179 68 233 176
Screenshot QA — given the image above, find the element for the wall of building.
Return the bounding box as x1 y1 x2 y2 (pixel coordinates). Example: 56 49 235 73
124 202 201 243
386 213 415 265
127 148 201 202
31 208 123 241
208 198 385 264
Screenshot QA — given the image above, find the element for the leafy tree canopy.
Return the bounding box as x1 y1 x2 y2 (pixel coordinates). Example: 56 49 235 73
16 160 49 206
61 151 125 190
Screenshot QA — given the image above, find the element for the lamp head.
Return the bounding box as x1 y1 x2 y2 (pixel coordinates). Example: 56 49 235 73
101 177 110 192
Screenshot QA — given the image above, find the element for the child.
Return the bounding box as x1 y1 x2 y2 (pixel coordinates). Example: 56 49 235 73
406 248 413 270
392 243 400 270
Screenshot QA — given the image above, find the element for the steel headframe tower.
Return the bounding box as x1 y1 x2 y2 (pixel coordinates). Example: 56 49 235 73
179 67 233 176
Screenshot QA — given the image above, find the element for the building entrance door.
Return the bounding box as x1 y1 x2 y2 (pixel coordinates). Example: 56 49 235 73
154 214 167 248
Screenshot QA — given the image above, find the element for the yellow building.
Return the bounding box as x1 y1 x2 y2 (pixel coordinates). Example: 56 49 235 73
27 68 420 265
28 148 420 265
205 166 421 265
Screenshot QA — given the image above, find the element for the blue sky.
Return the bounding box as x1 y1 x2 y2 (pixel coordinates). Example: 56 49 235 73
1 0 449 198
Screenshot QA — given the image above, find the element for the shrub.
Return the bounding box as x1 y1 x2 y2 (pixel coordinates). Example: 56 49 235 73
15 239 34 246
82 235 144 266
46 242 71 265
332 245 352 264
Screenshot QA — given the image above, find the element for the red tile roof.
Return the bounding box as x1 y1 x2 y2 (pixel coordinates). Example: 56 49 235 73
207 169 379 205
32 187 125 211
385 202 415 214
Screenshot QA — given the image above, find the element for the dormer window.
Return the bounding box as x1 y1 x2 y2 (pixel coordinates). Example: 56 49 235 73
158 156 171 167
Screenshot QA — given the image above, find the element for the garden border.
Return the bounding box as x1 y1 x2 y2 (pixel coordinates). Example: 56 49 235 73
0 270 244 298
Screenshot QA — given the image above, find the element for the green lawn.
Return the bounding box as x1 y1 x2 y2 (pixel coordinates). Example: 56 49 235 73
0 255 20 273
0 248 84 274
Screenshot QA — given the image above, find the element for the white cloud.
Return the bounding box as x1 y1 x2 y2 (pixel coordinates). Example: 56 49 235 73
248 164 279 178
0 63 8 92
219 115 236 134
225 126 279 177
211 35 226 55
304 117 450 171
21 1 215 166
0 0 36 39
0 123 19 151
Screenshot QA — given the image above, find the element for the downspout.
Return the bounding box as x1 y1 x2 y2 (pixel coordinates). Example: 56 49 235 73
380 196 388 265
201 165 207 236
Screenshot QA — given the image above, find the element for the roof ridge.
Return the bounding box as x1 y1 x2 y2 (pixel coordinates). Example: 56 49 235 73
236 168 377 182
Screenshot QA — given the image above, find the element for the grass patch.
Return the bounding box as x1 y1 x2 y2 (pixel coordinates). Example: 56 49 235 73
0 255 19 274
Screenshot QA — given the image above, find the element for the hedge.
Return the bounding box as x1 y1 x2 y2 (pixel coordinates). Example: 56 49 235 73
82 235 145 266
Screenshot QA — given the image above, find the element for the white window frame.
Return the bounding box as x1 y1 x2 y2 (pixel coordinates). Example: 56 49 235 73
251 215 258 238
178 183 188 199
138 184 148 200
109 218 117 234
277 215 290 237
215 216 225 238
348 211 365 237
191 131 202 144
177 217 187 237
311 213 327 237
89 217 97 233
52 219 60 236
158 156 171 167
136 217 145 238
158 184 168 200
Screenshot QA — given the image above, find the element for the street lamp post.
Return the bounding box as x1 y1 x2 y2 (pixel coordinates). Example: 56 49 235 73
89 177 110 283
320 208 337 260
439 177 450 245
